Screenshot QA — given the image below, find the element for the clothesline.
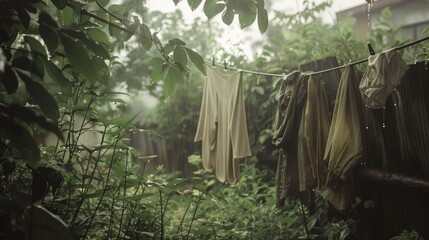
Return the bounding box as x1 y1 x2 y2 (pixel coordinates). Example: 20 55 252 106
207 35 429 78
204 60 285 77
311 35 429 75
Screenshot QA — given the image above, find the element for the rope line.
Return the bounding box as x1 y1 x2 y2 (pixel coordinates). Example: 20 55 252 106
209 35 429 78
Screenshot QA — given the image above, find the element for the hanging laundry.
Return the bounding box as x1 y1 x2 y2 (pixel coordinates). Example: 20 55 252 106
298 56 341 112
272 72 314 207
194 66 251 184
321 65 365 210
272 71 300 207
359 49 409 109
293 56 341 213
304 75 331 189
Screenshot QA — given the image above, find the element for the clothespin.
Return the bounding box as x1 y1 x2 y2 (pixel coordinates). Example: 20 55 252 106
224 60 227 70
367 42 376 55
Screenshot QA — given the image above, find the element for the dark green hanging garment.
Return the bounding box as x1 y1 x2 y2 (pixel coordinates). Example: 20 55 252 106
321 65 365 210
304 75 331 189
273 72 313 207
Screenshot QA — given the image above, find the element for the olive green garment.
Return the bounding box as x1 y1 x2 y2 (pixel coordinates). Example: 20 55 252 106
304 75 330 189
273 72 313 206
321 65 364 210
272 71 301 147
194 66 251 184
298 102 315 192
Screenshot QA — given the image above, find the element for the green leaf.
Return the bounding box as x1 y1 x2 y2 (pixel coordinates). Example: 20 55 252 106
8 104 63 140
92 57 109 84
59 33 97 82
12 56 44 78
150 65 164 82
43 59 71 97
26 205 73 240
184 47 206 75
17 71 60 122
163 44 174 55
50 0 67 10
168 38 186 46
422 26 429 36
203 0 225 19
0 118 40 166
98 0 110 7
87 42 110 59
107 4 126 19
77 189 104 199
117 192 155 201
39 12 59 53
149 57 166 65
35 55 46 81
164 65 182 96
38 11 59 29
106 112 141 132
239 12 257 29
140 24 152 51
60 6 74 26
234 0 257 14
172 0 181 5
86 28 110 45
187 0 202 11
61 29 110 59
97 96 125 104
122 22 139 41
173 46 188 67
257 7 268 33
222 7 234 26
16 7 30 29
1 65 19 94
134 231 154 238
24 36 47 57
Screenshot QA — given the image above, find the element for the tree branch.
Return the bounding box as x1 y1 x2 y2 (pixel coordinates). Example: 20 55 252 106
80 9 134 35
357 167 429 191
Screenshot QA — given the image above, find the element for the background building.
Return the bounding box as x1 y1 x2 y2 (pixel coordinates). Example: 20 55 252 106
336 0 429 40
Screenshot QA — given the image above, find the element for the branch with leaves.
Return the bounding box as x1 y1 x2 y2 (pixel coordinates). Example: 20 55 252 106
175 0 269 34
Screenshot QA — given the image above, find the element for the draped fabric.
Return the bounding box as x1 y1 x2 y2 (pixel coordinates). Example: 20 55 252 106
304 75 331 189
195 66 251 184
359 50 409 109
272 72 314 207
321 65 365 210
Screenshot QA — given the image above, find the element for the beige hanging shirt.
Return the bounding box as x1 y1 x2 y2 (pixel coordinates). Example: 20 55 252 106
194 66 251 183
359 49 409 109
